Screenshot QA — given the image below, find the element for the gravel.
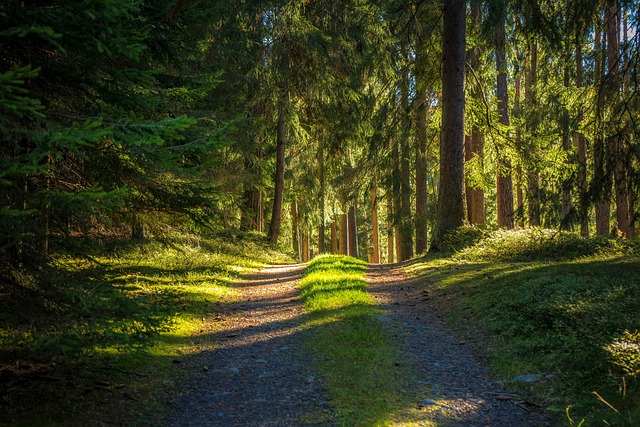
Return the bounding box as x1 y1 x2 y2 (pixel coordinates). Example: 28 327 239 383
366 263 555 427
163 264 333 427
164 261 555 427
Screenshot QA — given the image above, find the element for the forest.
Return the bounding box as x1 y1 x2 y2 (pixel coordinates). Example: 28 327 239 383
1 0 640 425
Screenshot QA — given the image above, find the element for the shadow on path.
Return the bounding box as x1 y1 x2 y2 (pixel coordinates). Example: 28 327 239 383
367 263 553 427
164 264 333 427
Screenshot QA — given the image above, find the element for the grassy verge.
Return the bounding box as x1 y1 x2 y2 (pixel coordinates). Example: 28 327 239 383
0 230 290 426
300 254 419 426
409 228 640 426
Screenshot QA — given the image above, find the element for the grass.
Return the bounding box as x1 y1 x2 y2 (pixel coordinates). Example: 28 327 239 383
409 228 640 426
0 230 290 426
300 254 431 427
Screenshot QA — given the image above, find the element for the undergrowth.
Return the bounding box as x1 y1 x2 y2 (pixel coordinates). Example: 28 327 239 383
0 230 288 426
300 254 409 426
411 228 640 426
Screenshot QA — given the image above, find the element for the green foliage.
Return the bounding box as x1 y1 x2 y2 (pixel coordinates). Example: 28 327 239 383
438 225 493 253
0 231 288 425
409 230 640 425
450 228 640 262
606 331 640 379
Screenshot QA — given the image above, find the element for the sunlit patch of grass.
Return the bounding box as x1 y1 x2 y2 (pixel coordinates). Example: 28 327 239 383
301 254 417 426
0 230 290 425
409 231 640 426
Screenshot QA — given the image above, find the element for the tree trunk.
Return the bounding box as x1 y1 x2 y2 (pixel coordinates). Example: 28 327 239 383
576 41 589 237
561 64 572 230
348 204 358 258
386 191 394 263
516 166 525 228
268 91 286 244
371 187 380 263
399 41 413 260
594 24 611 235
465 0 485 226
318 141 326 252
414 49 429 254
339 212 348 255
291 200 300 261
495 11 514 229
525 39 540 227
331 220 338 253
514 73 525 228
432 0 466 248
301 231 309 262
607 3 631 236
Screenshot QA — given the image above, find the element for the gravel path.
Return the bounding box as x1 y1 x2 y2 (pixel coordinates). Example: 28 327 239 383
165 262 553 426
164 264 333 427
367 263 552 427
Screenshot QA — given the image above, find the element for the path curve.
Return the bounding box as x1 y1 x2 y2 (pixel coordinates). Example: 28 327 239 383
367 263 551 427
164 264 333 427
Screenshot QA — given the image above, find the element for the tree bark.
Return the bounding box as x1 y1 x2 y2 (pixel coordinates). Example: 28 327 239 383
301 231 309 262
495 10 514 229
607 3 631 236
399 41 413 260
594 24 611 235
318 141 326 252
386 190 394 263
371 186 380 263
525 39 540 227
432 0 466 248
268 91 286 244
576 41 589 237
348 204 358 258
561 64 572 230
414 48 429 254
514 73 524 228
465 0 485 226
339 212 348 255
291 200 300 261
331 220 338 253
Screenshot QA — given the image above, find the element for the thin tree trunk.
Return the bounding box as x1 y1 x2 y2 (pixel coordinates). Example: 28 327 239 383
561 64 572 230
466 0 485 226
576 41 589 237
399 41 413 260
348 204 358 258
291 200 300 261
415 48 428 254
268 91 286 244
514 74 524 228
331 220 338 253
371 187 380 263
339 212 348 255
496 12 514 229
516 166 525 228
525 39 540 227
301 231 309 262
607 3 631 236
594 24 611 235
318 141 326 252
386 191 394 263
432 0 466 248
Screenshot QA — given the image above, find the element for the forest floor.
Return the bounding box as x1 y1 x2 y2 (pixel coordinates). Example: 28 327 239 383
163 261 553 427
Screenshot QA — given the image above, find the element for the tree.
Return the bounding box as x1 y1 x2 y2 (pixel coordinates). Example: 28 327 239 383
495 1 515 229
431 0 466 248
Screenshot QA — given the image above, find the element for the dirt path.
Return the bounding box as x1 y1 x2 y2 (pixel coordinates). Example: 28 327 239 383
164 264 333 426
165 262 551 426
367 263 551 427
